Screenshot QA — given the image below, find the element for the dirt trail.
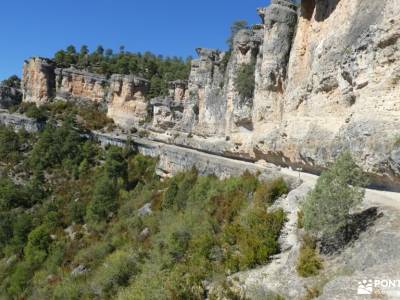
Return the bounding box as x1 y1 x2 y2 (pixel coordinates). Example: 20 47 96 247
280 167 400 211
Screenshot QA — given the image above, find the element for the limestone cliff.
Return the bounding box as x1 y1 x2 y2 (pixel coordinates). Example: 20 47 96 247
107 74 150 128
55 68 108 104
22 61 150 127
22 57 55 104
168 0 400 190
250 0 400 190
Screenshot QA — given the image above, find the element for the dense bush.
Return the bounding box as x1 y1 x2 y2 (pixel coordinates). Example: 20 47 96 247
303 152 367 238
86 175 118 224
234 62 256 99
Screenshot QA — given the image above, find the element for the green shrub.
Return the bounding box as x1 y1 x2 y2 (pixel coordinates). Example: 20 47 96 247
90 250 139 297
73 241 114 269
77 104 114 130
223 208 286 271
24 225 52 266
7 261 34 297
0 126 21 163
0 177 27 210
66 201 86 224
296 235 323 277
254 177 289 206
138 130 149 138
25 104 48 122
45 241 66 273
29 119 84 172
234 62 255 99
6 214 33 255
104 146 127 180
128 154 157 186
162 180 179 210
169 230 192 262
220 50 232 74
2 75 21 89
303 152 367 238
394 135 400 147
297 210 304 229
86 175 118 223
53 277 83 300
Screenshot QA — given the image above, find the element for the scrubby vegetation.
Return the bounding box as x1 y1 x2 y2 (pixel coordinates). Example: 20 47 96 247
0 120 288 299
53 45 191 99
296 235 323 277
10 100 115 131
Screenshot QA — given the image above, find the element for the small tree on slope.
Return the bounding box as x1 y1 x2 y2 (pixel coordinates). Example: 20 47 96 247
303 151 368 239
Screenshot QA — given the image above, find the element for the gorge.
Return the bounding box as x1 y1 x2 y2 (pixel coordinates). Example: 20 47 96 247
1 0 400 299
17 0 400 191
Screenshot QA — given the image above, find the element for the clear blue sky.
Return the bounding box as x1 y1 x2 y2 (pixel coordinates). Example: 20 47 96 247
0 0 269 80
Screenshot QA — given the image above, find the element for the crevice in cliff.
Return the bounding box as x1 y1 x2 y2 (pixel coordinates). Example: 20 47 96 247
315 0 341 22
301 0 341 22
301 0 316 21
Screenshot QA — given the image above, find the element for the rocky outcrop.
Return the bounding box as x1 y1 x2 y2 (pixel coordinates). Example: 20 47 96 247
0 110 44 132
168 80 188 102
148 80 188 131
224 27 263 133
55 68 108 104
22 57 55 104
107 74 150 128
22 60 150 128
183 48 226 136
253 0 298 125
150 97 184 131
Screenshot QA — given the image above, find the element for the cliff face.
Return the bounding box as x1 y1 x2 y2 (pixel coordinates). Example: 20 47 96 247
22 57 55 104
251 0 400 189
55 68 108 104
22 62 150 126
173 0 400 189
184 48 226 136
20 0 400 189
107 75 150 128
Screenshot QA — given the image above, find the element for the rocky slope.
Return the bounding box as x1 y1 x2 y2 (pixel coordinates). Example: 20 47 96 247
210 175 400 299
20 0 400 190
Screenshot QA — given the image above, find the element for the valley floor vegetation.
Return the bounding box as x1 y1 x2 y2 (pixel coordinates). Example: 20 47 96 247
0 115 289 299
